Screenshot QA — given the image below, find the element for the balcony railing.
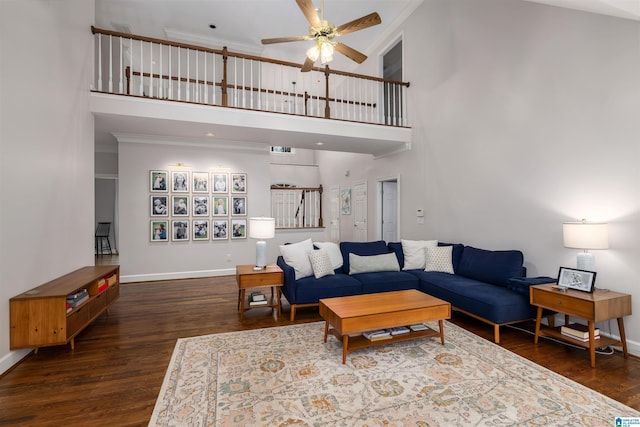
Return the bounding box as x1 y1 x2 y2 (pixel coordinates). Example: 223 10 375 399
92 26 410 126
271 185 323 229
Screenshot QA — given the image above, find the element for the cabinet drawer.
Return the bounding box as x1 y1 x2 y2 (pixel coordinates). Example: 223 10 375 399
531 289 594 318
88 292 107 318
106 282 119 305
67 306 90 338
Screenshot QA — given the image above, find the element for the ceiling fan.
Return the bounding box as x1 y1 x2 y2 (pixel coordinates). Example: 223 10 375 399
261 0 381 72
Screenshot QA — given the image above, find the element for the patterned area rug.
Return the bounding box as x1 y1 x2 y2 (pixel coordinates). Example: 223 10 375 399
150 321 638 426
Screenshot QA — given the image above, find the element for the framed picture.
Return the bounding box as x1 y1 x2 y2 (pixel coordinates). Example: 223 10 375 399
172 220 189 241
212 196 228 216
192 196 209 216
341 188 351 215
192 172 209 193
150 170 168 192
192 219 209 240
150 195 168 217
172 195 189 216
231 218 247 239
212 172 229 193
171 171 189 193
231 196 247 216
213 219 229 240
231 173 247 193
150 220 168 242
557 267 596 293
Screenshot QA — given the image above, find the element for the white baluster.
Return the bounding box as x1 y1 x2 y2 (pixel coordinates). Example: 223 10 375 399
97 33 102 91
168 46 172 100
118 37 123 94
108 35 113 92
159 44 163 99
149 42 153 98
177 47 181 100
186 48 190 102
139 39 143 96
204 52 208 104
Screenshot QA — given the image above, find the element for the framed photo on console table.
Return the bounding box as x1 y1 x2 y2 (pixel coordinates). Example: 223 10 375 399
557 267 596 292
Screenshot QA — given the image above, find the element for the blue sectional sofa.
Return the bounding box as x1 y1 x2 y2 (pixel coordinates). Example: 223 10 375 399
277 240 553 343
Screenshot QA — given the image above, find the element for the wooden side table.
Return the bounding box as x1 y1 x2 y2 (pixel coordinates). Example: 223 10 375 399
236 264 284 320
530 283 631 367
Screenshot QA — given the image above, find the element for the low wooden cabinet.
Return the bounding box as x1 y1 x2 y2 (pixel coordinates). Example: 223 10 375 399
10 265 120 351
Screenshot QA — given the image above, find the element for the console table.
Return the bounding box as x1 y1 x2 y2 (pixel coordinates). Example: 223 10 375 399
10 265 120 352
530 283 631 367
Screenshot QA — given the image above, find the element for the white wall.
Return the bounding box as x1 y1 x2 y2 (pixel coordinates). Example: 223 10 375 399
118 141 324 282
0 0 95 373
318 0 640 351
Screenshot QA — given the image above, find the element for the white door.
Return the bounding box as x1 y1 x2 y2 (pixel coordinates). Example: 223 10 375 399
381 180 397 242
352 181 367 242
329 185 340 243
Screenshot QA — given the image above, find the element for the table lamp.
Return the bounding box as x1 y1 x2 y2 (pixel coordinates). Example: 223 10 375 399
249 217 275 270
563 219 608 271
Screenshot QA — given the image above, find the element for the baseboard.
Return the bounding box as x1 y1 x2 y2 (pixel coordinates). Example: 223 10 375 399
0 349 32 376
120 268 236 283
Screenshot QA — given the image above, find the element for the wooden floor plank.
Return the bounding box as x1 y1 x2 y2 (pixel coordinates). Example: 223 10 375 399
1 274 639 426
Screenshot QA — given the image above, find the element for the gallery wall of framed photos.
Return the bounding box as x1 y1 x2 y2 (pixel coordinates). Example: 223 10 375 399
149 170 249 242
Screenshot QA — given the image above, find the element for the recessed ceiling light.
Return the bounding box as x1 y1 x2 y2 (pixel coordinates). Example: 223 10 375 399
204 132 215 137
315 141 324 146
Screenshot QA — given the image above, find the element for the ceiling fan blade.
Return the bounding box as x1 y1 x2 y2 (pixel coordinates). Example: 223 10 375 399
301 56 315 72
296 0 322 28
261 36 309 45
334 43 367 64
336 12 381 36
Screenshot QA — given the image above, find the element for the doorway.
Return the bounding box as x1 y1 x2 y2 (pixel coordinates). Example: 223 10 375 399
351 180 367 242
377 177 399 242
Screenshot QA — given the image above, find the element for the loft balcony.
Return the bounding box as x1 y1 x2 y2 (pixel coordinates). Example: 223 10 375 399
91 27 412 157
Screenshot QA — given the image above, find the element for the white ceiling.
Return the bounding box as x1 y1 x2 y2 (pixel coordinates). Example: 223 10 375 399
93 0 639 153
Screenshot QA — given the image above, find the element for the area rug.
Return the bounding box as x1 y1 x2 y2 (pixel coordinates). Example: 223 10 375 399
149 321 639 426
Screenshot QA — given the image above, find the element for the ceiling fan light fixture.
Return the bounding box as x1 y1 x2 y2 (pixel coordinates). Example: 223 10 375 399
306 44 320 61
320 42 334 64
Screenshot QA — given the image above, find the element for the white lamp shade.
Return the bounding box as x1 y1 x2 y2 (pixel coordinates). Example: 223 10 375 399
249 217 275 240
563 222 609 250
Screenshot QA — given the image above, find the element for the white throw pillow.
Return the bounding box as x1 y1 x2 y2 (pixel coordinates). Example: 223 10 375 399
425 246 454 274
401 239 438 270
349 253 400 275
313 242 343 270
279 238 314 280
308 249 336 279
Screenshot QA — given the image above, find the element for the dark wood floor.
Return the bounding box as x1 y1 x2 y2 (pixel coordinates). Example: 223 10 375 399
1 273 639 426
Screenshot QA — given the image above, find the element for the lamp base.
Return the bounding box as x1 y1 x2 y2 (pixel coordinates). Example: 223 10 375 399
576 252 595 271
255 240 267 270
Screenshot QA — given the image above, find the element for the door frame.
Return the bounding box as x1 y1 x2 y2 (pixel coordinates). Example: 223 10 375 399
376 174 401 241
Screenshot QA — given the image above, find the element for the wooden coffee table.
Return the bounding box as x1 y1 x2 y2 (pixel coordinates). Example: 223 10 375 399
319 289 451 364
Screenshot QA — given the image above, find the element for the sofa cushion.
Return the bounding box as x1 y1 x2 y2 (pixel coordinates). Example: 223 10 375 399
279 239 314 280
387 242 404 269
401 239 438 270
340 240 389 274
506 276 556 297
313 241 343 270
425 246 454 274
355 271 419 294
413 271 537 324
292 274 363 304
438 242 465 272
308 249 335 279
349 253 400 275
457 246 524 287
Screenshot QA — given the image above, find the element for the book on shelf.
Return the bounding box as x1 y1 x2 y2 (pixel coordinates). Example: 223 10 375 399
98 282 109 293
249 299 268 306
66 288 88 301
560 323 599 340
561 332 600 342
250 291 266 302
388 326 410 336
362 330 392 341
68 294 89 308
409 324 429 332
